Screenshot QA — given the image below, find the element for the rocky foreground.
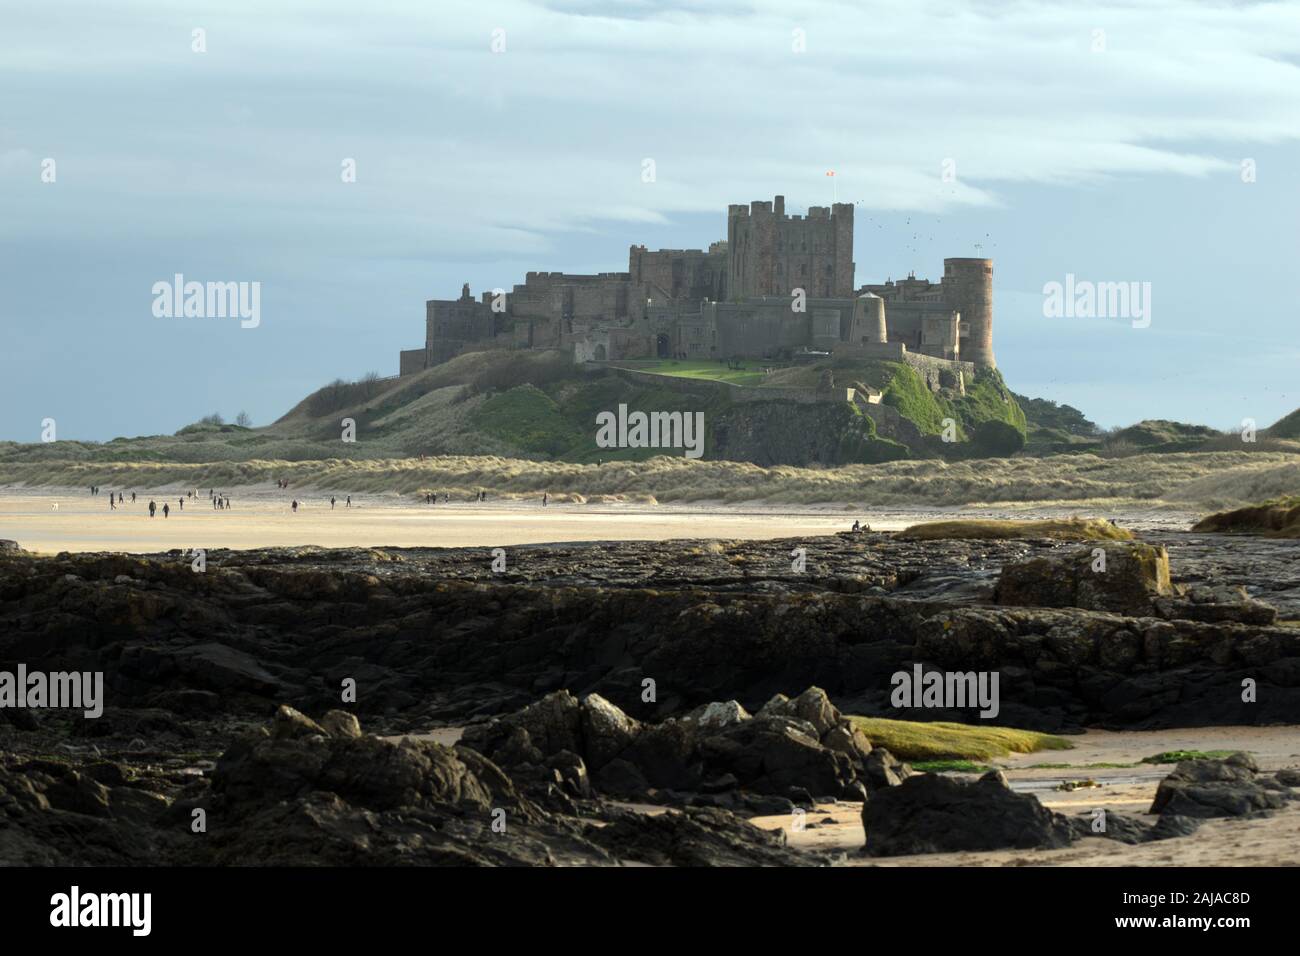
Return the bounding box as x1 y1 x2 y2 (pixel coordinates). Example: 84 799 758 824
1 529 1297 865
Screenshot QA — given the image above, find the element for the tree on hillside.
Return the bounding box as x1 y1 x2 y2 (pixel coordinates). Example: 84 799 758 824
199 413 225 426
235 410 253 427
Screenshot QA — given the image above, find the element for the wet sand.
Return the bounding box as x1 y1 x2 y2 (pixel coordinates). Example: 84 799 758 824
0 486 1201 554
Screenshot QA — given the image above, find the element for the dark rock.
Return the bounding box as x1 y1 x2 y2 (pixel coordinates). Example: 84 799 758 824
587 805 817 867
862 747 914 790
1149 753 1286 818
863 770 1075 856
995 542 1173 615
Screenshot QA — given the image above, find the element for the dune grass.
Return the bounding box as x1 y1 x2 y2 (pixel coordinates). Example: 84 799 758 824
1191 497 1300 538
847 717 1073 762
1 451 1298 511
896 516 1134 542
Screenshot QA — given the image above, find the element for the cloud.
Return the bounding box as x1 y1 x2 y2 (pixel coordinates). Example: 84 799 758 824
2 0 1298 256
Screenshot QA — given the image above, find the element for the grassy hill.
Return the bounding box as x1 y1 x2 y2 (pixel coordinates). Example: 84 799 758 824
3 349 1294 473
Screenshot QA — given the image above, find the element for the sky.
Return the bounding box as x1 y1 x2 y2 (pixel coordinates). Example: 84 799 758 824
1 0 1298 442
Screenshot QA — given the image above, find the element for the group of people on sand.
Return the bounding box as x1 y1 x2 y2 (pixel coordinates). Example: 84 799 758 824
100 486 234 517
276 479 353 513
422 491 493 504
850 519 872 532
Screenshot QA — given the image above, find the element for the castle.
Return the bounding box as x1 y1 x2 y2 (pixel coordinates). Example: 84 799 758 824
399 195 994 384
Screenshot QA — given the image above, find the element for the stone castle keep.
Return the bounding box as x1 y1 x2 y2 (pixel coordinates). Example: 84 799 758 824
400 195 995 378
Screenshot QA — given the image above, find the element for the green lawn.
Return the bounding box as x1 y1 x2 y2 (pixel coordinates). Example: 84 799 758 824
615 359 772 387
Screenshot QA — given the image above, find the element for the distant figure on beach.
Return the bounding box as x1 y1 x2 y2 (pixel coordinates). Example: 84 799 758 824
225 496 231 509
292 499 299 513
852 520 860 532
162 503 169 518
542 493 548 507
110 495 116 510
131 492 136 503
331 496 336 509
179 498 184 511
118 492 123 504
148 500 156 517
346 496 351 508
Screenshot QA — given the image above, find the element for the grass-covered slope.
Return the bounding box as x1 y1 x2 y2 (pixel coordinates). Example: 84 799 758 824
848 717 1072 761
1267 408 1300 440
896 517 1133 542
1191 496 1300 538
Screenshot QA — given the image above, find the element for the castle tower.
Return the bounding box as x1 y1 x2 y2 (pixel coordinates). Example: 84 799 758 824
851 292 887 343
727 196 854 299
943 258 995 368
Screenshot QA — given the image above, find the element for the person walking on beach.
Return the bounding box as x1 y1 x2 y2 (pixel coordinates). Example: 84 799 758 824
292 499 298 513
331 496 336 510
162 503 169 518
542 493 548 507
148 500 156 517
346 496 351 508
131 492 136 503
179 498 184 511
224 496 230 509
110 494 116 511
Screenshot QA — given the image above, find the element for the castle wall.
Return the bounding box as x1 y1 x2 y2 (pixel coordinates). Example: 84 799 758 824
629 246 726 303
399 348 427 377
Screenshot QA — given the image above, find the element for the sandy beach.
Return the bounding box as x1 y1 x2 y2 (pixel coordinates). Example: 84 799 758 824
0 486 1202 554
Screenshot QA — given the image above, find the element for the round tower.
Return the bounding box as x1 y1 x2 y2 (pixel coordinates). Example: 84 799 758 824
943 258 995 368
854 292 887 344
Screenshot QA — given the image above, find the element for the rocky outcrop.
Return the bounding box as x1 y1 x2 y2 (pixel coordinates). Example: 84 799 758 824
995 542 1173 615
2 533 1297 738
862 769 1076 856
1149 753 1290 819
460 687 884 807
1 706 819 867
